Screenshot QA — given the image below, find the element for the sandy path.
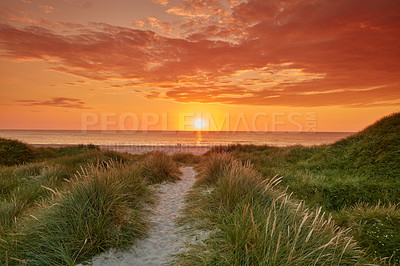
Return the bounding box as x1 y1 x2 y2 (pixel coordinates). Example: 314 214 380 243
86 166 196 266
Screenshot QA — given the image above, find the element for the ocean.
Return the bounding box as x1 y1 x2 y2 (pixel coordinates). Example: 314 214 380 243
0 130 353 153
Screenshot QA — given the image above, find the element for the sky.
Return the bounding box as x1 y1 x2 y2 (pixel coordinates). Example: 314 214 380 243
0 0 399 132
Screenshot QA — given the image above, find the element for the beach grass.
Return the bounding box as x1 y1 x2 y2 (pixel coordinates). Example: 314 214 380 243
177 154 370 265
0 144 182 265
172 152 201 165
202 112 400 263
335 202 400 263
6 161 152 265
0 149 143 231
137 151 182 184
1 112 399 264
194 151 235 186
0 138 35 166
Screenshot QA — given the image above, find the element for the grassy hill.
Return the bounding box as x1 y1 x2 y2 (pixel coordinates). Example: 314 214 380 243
208 113 400 263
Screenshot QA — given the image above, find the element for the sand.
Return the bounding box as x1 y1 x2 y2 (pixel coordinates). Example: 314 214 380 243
83 166 198 265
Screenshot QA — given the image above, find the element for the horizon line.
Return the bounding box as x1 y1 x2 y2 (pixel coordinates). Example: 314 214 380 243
0 129 356 133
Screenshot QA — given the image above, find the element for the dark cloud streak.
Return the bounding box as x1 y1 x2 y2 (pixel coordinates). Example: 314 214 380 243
16 97 90 109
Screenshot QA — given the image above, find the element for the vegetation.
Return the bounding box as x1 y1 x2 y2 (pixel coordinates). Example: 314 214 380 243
177 153 370 265
137 151 182 184
5 162 152 265
0 143 182 265
172 152 201 165
1 113 399 264
203 112 400 263
194 152 234 185
335 203 400 263
0 138 35 166
34 144 99 159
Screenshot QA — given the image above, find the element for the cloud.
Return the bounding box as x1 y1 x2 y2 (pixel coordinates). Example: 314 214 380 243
16 97 90 109
153 0 168 6
167 0 227 18
39 5 54 14
1 0 400 107
132 17 172 34
0 5 55 27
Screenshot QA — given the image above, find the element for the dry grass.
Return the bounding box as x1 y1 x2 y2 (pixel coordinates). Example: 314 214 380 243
137 151 182 184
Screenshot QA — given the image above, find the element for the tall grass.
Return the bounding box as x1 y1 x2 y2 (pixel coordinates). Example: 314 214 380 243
0 164 66 231
1 161 154 265
177 153 370 265
0 151 124 230
0 141 185 264
172 153 201 165
137 151 182 184
0 138 35 166
213 113 400 262
335 203 400 264
34 144 99 159
195 152 234 186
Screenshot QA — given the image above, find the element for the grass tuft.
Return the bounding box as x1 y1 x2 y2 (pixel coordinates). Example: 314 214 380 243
172 153 200 165
335 203 400 264
195 152 234 186
2 161 153 265
0 138 35 166
219 113 400 262
177 157 370 265
137 151 182 184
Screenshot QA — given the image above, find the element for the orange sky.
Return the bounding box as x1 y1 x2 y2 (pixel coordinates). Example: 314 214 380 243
0 0 399 132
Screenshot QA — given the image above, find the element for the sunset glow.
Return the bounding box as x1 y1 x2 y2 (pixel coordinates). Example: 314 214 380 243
193 119 205 130
0 0 399 131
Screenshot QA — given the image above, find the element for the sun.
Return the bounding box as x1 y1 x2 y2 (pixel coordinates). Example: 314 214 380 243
193 118 206 130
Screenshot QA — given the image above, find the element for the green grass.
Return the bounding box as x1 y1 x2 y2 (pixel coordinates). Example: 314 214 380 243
0 149 144 232
177 154 370 265
0 138 103 166
172 152 201 165
204 112 400 263
194 152 235 186
34 144 100 160
335 203 400 264
0 138 35 166
3 161 153 265
0 142 183 265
